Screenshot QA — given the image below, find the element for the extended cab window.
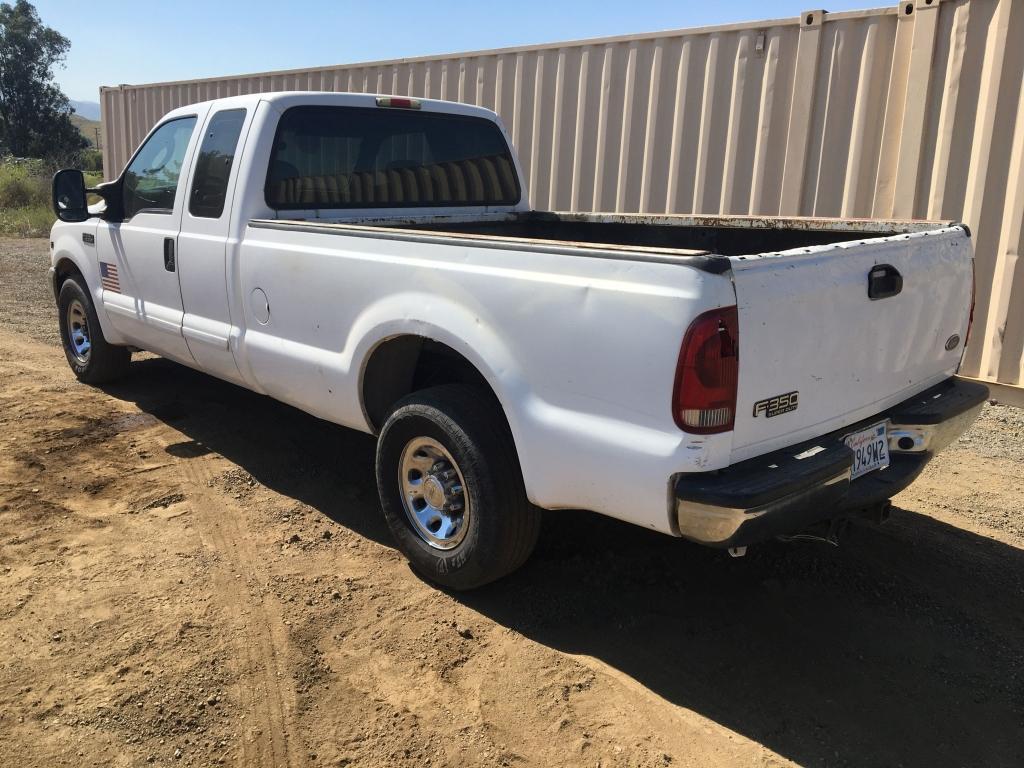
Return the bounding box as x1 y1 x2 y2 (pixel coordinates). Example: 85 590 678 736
123 116 197 219
190 109 247 219
265 105 520 209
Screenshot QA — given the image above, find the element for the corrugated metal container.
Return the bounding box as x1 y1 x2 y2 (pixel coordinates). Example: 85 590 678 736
100 0 1024 393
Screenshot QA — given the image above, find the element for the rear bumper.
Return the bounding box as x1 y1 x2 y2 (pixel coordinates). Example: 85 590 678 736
673 377 988 548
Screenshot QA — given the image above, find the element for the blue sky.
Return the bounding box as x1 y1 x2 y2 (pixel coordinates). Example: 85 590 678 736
35 0 874 102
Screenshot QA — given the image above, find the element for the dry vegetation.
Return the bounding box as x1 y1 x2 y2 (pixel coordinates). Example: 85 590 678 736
0 160 102 237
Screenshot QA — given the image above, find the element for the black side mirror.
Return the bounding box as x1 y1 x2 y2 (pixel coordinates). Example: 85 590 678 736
94 178 124 222
52 169 90 223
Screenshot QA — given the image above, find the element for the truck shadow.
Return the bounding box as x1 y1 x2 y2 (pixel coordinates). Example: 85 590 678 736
106 357 1024 768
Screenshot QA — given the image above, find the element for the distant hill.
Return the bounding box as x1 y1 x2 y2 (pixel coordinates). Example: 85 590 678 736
71 113 102 147
70 100 101 121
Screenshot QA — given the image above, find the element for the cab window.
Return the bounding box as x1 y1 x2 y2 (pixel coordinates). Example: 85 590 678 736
189 109 247 219
123 116 197 219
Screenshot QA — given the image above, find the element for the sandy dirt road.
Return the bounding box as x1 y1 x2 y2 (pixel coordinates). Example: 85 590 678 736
1 237 1022 768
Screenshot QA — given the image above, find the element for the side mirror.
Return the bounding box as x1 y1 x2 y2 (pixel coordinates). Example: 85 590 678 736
52 169 90 223
94 178 124 222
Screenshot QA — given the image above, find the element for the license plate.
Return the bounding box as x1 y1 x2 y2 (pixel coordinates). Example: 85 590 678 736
844 422 890 480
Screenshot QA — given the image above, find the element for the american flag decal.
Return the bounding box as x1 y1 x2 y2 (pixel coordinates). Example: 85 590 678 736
99 262 120 293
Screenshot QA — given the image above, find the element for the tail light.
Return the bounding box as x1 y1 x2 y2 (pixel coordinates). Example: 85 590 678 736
673 306 739 434
375 96 421 110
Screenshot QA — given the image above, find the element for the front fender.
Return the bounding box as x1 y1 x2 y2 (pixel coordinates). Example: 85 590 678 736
50 222 127 345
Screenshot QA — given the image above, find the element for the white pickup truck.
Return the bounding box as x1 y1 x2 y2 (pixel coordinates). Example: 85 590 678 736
49 92 986 588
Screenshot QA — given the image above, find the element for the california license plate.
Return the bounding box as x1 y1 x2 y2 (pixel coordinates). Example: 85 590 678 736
844 422 890 480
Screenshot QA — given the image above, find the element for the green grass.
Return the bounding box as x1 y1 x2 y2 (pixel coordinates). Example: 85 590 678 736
0 203 55 237
0 160 104 237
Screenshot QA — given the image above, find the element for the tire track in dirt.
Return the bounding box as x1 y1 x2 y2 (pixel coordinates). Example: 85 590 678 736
158 430 301 768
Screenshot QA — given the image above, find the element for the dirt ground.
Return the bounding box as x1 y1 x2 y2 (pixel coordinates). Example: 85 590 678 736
1 236 1022 768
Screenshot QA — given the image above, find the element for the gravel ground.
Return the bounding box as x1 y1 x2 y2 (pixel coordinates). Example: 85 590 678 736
1 236 1022 768
958 403 1024 461
0 237 60 345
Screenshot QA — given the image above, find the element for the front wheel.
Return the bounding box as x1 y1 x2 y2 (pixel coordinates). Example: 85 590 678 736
57 277 131 384
375 385 541 590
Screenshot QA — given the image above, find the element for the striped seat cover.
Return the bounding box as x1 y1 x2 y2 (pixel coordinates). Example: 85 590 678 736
268 154 518 208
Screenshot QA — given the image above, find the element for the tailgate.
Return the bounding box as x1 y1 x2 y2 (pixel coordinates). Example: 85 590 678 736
729 226 973 463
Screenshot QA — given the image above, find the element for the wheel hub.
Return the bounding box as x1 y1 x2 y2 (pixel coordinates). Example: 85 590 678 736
421 474 448 508
398 438 470 550
66 299 92 364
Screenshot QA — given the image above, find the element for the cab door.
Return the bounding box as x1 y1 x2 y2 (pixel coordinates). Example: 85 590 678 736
176 107 252 384
95 111 206 363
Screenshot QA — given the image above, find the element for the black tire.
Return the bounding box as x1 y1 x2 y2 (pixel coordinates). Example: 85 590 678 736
57 276 131 384
375 384 541 590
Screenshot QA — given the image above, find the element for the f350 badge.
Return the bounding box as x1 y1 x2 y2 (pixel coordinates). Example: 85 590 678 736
753 391 799 418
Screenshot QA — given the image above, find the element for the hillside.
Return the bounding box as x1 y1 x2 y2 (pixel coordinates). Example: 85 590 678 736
71 112 102 147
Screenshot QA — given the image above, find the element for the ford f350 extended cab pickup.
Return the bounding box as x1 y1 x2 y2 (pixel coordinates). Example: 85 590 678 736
48 92 987 589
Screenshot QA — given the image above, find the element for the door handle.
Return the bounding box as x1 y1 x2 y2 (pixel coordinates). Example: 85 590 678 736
868 264 902 300
163 238 175 272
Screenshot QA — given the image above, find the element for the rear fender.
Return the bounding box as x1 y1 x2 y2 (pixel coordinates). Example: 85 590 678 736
348 292 529 451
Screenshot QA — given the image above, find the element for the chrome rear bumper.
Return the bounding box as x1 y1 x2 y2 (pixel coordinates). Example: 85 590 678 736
886 402 983 455
673 378 988 548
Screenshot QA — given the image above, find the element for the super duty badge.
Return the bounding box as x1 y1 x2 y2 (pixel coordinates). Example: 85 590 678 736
753 391 799 418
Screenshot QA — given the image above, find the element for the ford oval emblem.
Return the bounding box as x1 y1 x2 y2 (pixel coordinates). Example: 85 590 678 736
945 334 961 351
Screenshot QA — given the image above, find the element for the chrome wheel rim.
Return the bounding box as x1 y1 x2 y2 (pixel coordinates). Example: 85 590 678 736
398 436 471 550
66 299 91 364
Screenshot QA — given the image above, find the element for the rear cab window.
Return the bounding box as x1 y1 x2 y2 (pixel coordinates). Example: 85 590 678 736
264 106 520 210
190 108 247 219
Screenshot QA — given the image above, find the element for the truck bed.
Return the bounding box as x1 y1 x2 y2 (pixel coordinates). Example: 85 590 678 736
251 209 972 466
263 211 955 259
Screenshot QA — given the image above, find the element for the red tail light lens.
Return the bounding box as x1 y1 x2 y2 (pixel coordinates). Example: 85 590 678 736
375 96 422 110
673 306 739 434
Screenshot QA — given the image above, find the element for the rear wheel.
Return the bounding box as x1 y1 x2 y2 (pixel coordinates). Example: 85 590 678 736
57 277 130 384
375 384 541 590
